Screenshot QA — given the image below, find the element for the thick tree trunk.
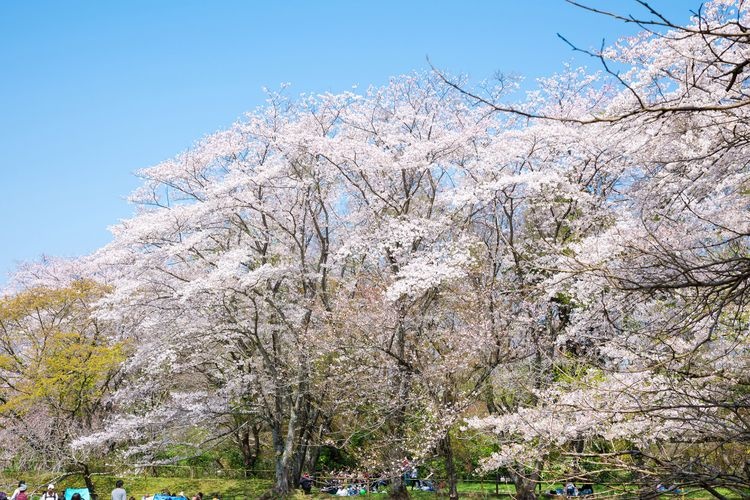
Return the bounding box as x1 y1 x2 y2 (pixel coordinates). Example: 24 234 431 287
442 434 459 500
272 418 292 496
389 472 410 500
276 381 308 495
293 406 320 485
238 424 261 476
388 313 411 500
252 423 261 470
305 441 321 476
292 402 310 482
81 463 97 500
511 469 539 500
292 437 307 487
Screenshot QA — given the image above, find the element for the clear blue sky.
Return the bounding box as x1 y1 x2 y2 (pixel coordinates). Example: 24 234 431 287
0 0 694 284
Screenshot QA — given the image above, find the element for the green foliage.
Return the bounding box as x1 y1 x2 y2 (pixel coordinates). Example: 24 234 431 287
0 280 125 418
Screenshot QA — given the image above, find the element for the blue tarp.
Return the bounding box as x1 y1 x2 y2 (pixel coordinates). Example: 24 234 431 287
64 488 91 500
153 496 187 500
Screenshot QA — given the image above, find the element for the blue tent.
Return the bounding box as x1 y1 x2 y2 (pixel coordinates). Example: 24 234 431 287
64 488 91 500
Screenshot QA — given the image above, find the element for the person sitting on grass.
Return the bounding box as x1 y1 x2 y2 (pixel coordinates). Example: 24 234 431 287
579 484 594 495
300 473 313 495
656 484 683 494
564 482 578 496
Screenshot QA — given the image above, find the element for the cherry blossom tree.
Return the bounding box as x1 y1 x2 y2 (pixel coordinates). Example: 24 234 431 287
8 4 748 499
87 88 359 495
91 74 516 498
462 2 750 498
316 74 498 499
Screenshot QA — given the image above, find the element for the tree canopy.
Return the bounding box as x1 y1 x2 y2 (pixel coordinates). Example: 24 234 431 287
2 2 750 499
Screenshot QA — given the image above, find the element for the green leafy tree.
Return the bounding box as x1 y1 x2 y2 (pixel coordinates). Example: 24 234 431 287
0 278 125 498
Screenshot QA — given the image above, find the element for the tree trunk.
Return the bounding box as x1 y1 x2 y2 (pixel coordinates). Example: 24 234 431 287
238 424 261 476
442 434 459 500
81 463 97 500
631 448 654 500
275 385 305 495
272 419 292 496
293 403 317 485
389 472 410 500
387 401 411 500
306 441 321 476
304 416 330 476
252 423 261 470
511 469 538 500
388 312 411 500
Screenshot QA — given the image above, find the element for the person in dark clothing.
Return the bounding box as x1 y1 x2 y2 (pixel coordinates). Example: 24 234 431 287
580 484 594 495
300 473 313 495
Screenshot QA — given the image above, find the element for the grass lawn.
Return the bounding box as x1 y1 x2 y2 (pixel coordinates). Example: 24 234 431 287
0 475 270 500
1 475 746 499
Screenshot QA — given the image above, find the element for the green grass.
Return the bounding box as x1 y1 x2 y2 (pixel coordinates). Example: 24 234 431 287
0 475 270 500
1 475 746 499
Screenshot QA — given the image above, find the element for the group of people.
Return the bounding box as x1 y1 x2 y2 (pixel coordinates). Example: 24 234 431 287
311 471 390 496
401 460 436 492
656 484 683 494
318 480 386 496
301 463 437 496
0 481 210 500
548 482 595 497
0 480 118 500
141 491 213 500
1 481 60 500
